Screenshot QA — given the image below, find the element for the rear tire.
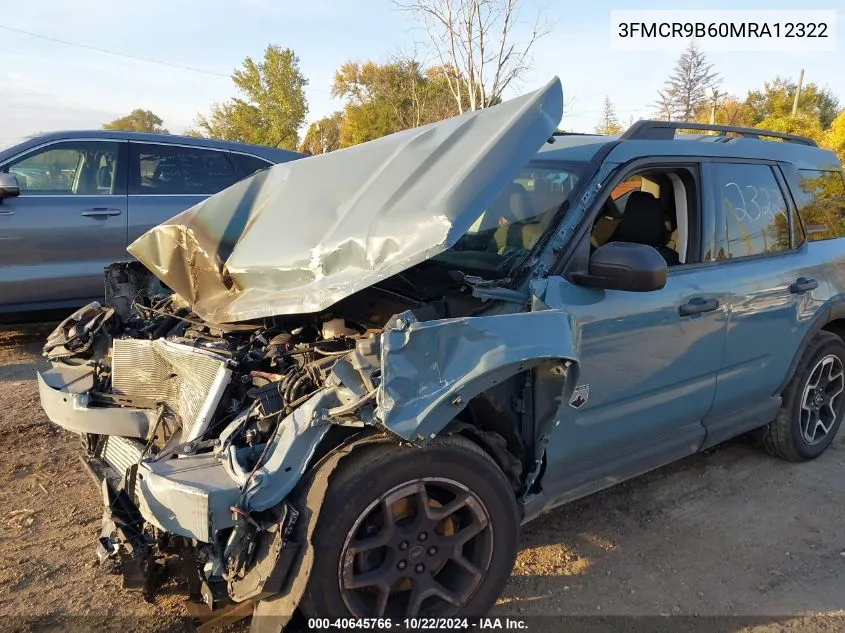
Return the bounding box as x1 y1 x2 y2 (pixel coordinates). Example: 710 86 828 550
764 331 845 461
299 435 519 620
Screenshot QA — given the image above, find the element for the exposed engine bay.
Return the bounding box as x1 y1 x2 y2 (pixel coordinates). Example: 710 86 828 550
37 261 518 614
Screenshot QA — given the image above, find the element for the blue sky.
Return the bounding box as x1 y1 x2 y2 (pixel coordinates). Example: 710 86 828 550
0 0 843 147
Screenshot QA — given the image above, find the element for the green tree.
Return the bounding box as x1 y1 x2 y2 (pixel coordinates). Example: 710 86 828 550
192 45 308 150
300 112 343 155
594 97 622 135
745 77 840 129
655 41 721 122
823 111 845 163
103 109 168 133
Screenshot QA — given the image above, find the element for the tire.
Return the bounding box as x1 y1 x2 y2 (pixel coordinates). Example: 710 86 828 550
299 435 519 620
764 330 845 461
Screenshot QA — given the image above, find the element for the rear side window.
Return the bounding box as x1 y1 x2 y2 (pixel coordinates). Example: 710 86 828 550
231 153 273 178
791 170 845 241
129 144 238 195
711 163 791 259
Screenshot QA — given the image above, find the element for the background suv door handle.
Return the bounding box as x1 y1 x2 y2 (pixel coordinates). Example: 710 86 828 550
679 297 720 317
789 277 818 293
80 208 122 217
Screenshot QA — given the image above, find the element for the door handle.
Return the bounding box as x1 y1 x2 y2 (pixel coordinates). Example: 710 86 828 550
0 210 14 216
81 208 122 217
679 297 720 316
789 277 818 293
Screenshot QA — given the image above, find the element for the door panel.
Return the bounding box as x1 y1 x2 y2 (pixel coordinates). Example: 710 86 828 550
0 140 127 308
702 162 830 441
542 269 727 494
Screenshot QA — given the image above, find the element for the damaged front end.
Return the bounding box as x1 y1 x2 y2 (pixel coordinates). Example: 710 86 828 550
38 264 579 622
39 265 393 610
36 77 582 627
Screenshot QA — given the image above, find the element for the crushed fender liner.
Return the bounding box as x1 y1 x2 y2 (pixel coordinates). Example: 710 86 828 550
250 435 394 633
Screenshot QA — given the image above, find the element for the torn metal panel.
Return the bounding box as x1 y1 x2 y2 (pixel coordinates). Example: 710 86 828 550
377 309 580 443
127 78 563 323
136 453 240 542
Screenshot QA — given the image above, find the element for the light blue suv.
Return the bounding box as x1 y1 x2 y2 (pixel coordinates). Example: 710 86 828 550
0 131 302 314
34 79 845 627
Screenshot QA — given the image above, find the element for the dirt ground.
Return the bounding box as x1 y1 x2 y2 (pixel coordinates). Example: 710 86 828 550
1 322 843 633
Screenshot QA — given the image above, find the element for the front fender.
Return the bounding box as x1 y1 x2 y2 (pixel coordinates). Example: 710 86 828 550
377 309 580 443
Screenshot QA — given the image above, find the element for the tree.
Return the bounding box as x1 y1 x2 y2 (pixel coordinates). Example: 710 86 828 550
330 58 463 147
394 0 551 113
300 112 343 155
192 45 308 150
690 95 749 127
745 77 840 129
594 97 622 135
823 111 845 163
756 113 825 144
103 109 168 134
655 41 720 122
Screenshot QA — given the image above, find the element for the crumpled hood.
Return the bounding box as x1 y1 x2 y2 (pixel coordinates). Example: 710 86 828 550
128 77 563 323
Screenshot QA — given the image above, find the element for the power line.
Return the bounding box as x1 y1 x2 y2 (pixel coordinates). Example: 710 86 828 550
0 25 230 78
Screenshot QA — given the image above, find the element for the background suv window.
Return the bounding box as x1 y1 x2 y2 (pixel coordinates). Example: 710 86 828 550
712 163 791 259
791 170 845 241
3 141 120 195
231 153 273 178
130 144 238 195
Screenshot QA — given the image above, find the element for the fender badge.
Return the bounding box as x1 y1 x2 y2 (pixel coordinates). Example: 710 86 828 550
569 384 589 409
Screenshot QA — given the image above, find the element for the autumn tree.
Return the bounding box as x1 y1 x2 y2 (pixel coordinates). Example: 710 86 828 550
594 97 622 135
745 77 839 129
756 113 825 144
655 41 720 122
690 95 748 127
192 45 308 150
394 0 550 113
823 111 845 163
330 59 462 147
103 109 168 133
300 112 343 155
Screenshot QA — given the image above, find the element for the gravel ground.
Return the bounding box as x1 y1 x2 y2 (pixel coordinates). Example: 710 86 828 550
0 322 843 632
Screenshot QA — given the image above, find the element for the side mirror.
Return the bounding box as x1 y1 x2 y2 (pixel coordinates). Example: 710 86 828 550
0 173 20 200
571 242 667 292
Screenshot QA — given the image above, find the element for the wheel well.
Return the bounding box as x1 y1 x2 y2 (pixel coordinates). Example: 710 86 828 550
822 319 845 342
444 389 527 495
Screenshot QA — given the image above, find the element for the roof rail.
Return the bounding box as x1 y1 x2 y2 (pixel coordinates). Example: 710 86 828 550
620 120 818 147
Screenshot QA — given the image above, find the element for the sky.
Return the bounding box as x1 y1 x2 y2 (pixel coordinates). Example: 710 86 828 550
0 0 843 148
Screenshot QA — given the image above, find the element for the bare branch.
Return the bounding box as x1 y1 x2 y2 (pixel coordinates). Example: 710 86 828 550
395 0 550 112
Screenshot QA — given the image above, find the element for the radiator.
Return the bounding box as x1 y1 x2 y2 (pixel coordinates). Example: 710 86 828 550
111 339 232 442
101 435 145 476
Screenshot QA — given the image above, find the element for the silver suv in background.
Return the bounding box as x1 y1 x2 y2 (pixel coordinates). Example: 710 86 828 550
0 131 303 314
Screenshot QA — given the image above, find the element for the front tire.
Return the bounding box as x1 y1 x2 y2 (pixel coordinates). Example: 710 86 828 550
765 331 845 461
299 436 519 620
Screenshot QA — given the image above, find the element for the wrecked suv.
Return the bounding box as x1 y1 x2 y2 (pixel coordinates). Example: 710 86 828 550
38 77 845 628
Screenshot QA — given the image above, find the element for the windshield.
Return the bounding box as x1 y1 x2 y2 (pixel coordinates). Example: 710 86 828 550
436 161 585 269
381 160 587 298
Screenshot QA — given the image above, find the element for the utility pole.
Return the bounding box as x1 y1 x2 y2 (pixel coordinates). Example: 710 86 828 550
709 88 721 125
792 68 804 117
